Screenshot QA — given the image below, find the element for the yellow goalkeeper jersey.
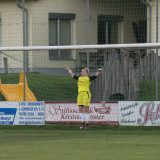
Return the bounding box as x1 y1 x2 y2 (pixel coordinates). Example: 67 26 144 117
73 75 97 92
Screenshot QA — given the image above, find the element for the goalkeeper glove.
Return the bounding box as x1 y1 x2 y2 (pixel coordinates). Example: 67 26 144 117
96 68 102 75
64 66 72 73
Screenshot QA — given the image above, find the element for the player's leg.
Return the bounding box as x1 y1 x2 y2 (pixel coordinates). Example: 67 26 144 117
79 105 85 129
79 105 85 121
83 92 91 129
84 106 90 129
77 93 85 129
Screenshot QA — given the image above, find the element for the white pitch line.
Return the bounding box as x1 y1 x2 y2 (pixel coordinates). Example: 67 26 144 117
40 141 160 145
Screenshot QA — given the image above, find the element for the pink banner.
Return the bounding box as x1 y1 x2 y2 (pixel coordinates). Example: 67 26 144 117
45 101 119 125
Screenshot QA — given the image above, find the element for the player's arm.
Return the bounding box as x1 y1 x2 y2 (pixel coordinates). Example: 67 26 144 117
64 66 79 80
89 68 102 81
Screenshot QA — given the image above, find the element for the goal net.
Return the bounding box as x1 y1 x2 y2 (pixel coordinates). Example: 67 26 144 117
0 0 159 125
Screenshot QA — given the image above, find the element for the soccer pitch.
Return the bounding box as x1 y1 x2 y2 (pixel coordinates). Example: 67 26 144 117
0 125 160 160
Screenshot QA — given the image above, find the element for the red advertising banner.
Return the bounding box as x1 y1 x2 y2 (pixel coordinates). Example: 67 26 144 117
45 101 119 125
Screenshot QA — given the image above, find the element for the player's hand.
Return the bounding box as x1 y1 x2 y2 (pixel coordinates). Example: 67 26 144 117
97 68 102 74
64 65 70 71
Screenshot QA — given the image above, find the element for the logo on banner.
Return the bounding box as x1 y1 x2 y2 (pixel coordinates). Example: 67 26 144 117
94 102 111 114
0 108 17 125
137 101 160 126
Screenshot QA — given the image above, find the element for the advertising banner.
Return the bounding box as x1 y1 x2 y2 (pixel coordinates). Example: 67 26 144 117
45 102 119 125
0 102 45 125
119 101 160 126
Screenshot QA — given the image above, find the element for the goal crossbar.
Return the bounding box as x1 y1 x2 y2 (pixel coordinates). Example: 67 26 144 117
0 43 160 51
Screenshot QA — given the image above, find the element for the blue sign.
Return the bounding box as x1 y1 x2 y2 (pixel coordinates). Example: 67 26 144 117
0 108 17 125
0 102 45 125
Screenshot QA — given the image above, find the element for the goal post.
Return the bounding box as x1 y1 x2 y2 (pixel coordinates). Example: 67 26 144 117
0 43 160 51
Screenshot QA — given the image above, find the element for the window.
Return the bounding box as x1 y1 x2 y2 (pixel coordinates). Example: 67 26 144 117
132 20 146 43
98 15 123 44
49 13 76 60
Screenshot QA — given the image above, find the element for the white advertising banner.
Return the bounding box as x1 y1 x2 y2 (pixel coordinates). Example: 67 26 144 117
45 102 119 125
0 102 45 125
119 101 160 126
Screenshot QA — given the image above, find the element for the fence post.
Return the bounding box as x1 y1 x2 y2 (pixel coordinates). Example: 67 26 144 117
23 0 26 101
156 0 158 100
86 0 90 69
3 57 8 74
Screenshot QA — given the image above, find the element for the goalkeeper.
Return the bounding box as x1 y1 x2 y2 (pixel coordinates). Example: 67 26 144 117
64 66 102 129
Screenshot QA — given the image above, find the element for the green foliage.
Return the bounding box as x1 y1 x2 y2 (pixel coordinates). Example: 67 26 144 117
138 80 160 101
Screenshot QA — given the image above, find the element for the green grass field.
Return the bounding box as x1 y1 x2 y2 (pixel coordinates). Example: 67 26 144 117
138 80 159 100
0 125 160 160
0 72 159 101
0 73 78 101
